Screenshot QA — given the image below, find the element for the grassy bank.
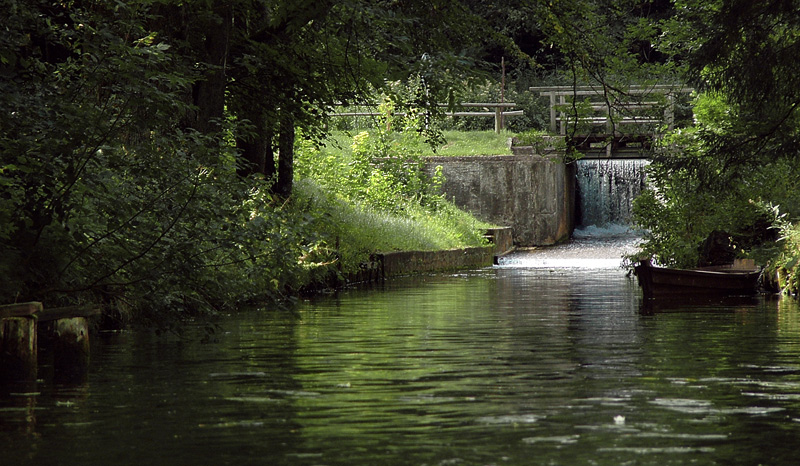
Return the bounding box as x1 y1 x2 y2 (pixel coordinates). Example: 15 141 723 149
294 130 500 279
1 126 505 329
295 179 494 277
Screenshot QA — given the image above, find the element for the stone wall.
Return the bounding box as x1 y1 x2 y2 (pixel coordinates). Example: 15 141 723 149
424 151 575 246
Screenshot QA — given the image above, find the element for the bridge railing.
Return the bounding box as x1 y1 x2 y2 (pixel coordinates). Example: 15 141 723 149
330 102 524 133
530 85 692 137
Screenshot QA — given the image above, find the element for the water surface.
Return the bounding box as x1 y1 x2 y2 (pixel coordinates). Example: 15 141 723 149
2 248 800 465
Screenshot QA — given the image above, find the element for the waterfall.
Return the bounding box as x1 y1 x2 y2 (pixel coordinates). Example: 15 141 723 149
575 158 648 230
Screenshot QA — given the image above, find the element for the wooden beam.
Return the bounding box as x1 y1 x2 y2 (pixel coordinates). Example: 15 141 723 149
459 102 517 108
556 117 662 125
53 317 91 384
0 302 42 319
37 305 101 322
331 110 524 118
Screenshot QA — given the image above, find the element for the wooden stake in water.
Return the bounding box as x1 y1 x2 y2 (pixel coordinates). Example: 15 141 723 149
53 317 91 384
0 302 41 384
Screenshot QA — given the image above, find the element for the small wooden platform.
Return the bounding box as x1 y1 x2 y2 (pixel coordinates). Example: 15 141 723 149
0 302 101 320
1 302 101 385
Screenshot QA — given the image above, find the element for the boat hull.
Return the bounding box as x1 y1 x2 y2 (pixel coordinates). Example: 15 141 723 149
635 261 761 300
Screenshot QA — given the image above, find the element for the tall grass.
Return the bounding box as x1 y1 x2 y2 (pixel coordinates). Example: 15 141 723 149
294 130 498 275
295 179 493 275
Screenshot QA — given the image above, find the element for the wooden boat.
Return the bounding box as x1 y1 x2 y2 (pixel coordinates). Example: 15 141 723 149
634 259 762 300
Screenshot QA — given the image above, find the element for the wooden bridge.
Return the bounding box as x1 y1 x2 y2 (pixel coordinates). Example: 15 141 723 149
531 85 692 157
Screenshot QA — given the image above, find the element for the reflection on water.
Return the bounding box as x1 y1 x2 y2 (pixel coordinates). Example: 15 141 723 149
3 241 800 465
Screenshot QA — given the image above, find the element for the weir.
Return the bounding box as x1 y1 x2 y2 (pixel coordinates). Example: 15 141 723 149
423 154 574 246
423 84 687 246
575 158 649 229
425 152 650 246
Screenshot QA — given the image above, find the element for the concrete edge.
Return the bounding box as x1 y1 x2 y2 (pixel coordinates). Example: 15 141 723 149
341 227 514 285
379 246 495 278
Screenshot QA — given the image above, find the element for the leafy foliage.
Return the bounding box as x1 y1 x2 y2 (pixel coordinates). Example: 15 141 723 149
1 0 503 325
658 0 800 180
631 1 800 277
296 100 447 215
632 93 800 268
0 1 324 326
774 223 800 295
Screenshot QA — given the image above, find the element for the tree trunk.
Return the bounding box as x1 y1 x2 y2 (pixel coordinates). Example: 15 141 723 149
265 132 276 182
275 113 294 198
191 2 231 134
236 110 274 178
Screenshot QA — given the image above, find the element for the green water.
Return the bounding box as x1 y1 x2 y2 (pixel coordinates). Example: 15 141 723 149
3 253 800 465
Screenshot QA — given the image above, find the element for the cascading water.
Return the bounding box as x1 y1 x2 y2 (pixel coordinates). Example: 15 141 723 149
497 158 648 268
575 158 649 230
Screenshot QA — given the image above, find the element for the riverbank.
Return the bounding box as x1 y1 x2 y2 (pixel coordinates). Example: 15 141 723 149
3 126 517 331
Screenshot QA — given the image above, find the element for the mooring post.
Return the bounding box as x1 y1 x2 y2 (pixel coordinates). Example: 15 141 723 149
0 302 41 385
37 306 99 384
52 316 91 384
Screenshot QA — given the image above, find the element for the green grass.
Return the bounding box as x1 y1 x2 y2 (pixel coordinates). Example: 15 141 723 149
433 130 513 156
295 179 494 274
294 129 504 275
322 130 513 157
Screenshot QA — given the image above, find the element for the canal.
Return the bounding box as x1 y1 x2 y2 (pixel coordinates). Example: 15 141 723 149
3 236 800 465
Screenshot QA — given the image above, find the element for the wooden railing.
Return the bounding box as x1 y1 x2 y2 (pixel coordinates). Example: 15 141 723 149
531 85 692 136
330 102 524 133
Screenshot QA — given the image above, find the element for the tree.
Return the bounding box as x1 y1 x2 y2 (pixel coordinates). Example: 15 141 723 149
0 0 319 319
631 0 800 267
665 0 800 180
224 0 497 195
0 0 506 315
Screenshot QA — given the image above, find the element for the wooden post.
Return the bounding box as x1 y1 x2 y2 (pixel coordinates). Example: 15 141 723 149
38 306 99 385
53 317 91 384
1 302 41 386
548 92 557 133
500 56 505 131
494 107 502 133
665 94 675 130
605 103 613 158
0 316 38 384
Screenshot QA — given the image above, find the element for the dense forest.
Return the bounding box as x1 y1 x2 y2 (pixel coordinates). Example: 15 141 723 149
2 0 799 327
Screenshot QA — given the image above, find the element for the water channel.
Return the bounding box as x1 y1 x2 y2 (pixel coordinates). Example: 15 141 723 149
3 230 800 465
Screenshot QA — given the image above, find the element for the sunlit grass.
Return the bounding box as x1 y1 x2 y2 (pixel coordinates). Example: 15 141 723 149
321 130 513 157
295 179 494 274
294 130 504 275
433 130 513 156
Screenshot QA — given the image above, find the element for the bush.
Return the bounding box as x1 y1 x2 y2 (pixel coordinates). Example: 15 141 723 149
774 224 800 295
630 93 800 268
297 105 446 215
0 4 324 328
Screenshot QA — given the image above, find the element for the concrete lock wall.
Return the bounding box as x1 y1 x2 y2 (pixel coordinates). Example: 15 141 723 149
424 152 575 246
